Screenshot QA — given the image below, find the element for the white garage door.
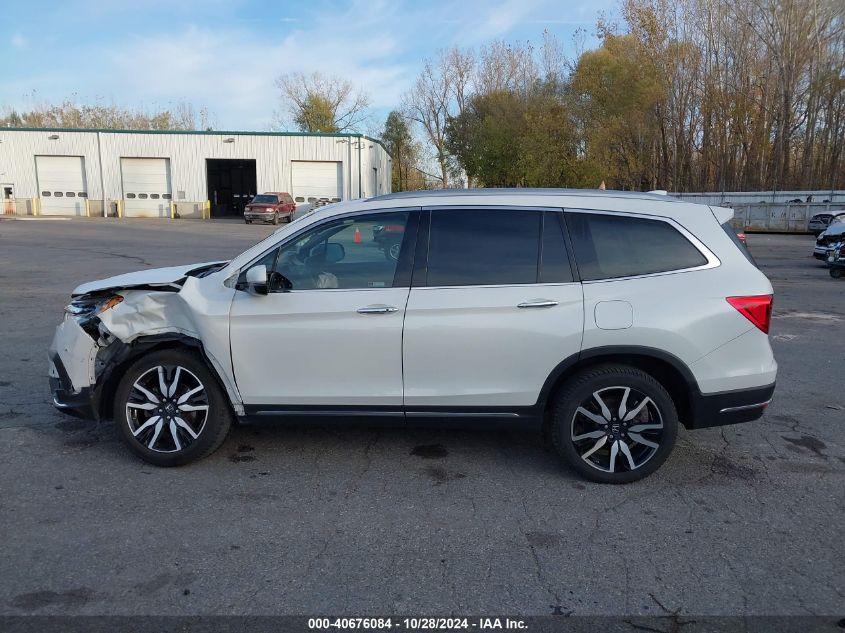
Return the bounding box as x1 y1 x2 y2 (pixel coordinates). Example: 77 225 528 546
36 156 88 216
291 161 343 204
121 158 172 218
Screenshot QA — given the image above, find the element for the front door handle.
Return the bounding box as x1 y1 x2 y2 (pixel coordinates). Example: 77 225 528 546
517 299 559 309
357 305 398 314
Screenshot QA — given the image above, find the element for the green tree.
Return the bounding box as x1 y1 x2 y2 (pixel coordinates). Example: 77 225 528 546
569 33 664 190
382 111 420 191
294 94 340 133
446 91 529 187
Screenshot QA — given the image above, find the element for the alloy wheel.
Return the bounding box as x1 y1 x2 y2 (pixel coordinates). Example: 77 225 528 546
125 365 209 453
570 386 664 473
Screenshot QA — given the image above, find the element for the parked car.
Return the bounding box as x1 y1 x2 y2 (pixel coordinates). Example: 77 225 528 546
808 210 845 236
813 221 845 260
373 221 405 260
49 189 776 483
244 192 296 225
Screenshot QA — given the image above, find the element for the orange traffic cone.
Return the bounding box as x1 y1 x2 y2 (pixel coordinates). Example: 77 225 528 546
354 227 362 244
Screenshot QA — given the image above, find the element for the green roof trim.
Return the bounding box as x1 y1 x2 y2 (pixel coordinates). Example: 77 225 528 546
2 126 389 155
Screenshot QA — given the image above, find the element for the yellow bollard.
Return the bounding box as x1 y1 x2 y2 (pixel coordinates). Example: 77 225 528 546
117 200 123 218
85 199 91 218
33 197 39 216
170 201 176 219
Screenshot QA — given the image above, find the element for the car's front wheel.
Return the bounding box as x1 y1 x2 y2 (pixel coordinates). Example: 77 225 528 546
114 349 231 466
551 364 678 484
272 212 279 225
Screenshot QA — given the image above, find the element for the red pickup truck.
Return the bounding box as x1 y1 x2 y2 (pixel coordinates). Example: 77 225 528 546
244 192 296 225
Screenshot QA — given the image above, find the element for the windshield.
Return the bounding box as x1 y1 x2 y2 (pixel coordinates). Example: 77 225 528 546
251 195 278 204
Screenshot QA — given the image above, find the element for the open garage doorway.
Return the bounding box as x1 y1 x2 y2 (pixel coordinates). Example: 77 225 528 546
206 159 256 217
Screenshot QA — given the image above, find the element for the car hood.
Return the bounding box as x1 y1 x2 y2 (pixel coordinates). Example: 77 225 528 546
72 261 227 296
820 224 845 238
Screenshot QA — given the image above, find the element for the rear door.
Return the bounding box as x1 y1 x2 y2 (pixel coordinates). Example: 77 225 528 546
401 207 584 411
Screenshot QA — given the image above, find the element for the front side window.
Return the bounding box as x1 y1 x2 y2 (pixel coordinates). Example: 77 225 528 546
426 209 541 286
567 212 708 281
254 212 410 291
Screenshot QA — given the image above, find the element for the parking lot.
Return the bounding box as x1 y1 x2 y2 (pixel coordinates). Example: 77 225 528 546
0 217 842 616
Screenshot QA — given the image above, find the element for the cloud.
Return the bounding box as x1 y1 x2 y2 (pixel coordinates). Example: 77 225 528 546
0 0 618 131
103 19 411 130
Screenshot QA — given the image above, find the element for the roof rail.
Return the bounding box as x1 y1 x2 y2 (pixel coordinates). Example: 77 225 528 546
370 188 682 203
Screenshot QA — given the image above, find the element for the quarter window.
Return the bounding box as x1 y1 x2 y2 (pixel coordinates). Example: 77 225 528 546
567 212 708 280
426 209 541 286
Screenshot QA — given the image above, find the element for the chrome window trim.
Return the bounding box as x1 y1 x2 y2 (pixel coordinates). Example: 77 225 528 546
564 208 721 284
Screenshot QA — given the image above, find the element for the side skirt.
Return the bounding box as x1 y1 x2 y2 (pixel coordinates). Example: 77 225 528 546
239 405 543 430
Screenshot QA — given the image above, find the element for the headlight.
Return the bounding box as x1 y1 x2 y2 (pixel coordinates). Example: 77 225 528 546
65 294 123 317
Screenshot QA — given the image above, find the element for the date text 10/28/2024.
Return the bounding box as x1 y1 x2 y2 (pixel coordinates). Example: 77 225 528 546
308 618 528 630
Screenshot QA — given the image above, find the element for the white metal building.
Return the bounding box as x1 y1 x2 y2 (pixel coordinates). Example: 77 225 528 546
0 128 391 218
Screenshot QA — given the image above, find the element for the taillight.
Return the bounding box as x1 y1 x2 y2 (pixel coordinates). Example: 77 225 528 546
726 295 773 334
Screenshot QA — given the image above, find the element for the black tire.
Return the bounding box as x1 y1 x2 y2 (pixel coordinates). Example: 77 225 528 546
550 364 678 484
831 267 843 279
113 349 232 466
272 212 279 225
283 213 292 223
244 219 251 224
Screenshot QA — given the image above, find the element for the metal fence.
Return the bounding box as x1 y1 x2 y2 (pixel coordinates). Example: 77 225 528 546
729 202 843 233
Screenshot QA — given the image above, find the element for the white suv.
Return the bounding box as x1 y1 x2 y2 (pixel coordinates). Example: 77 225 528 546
49 190 777 483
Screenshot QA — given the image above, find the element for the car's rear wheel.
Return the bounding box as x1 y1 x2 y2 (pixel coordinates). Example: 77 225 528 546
244 219 251 224
551 364 678 484
114 349 231 466
831 267 843 279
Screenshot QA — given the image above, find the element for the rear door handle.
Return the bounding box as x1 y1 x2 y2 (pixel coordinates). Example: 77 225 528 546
357 305 398 314
517 299 559 309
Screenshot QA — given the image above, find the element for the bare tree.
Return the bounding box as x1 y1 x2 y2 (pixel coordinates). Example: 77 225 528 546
476 40 538 96
0 98 203 130
403 53 456 187
275 71 371 133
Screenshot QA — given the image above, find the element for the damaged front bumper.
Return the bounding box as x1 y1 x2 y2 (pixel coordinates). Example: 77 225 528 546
48 315 101 420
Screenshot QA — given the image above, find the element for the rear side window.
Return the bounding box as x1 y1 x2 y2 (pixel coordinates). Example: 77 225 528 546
567 212 707 281
426 209 540 286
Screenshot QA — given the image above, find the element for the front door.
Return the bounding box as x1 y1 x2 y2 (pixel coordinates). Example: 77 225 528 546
402 208 584 410
229 209 418 408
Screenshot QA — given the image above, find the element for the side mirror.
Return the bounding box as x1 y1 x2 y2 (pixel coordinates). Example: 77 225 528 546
245 265 268 295
325 241 345 263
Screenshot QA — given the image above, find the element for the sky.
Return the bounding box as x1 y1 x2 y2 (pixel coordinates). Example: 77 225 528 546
1 0 618 133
